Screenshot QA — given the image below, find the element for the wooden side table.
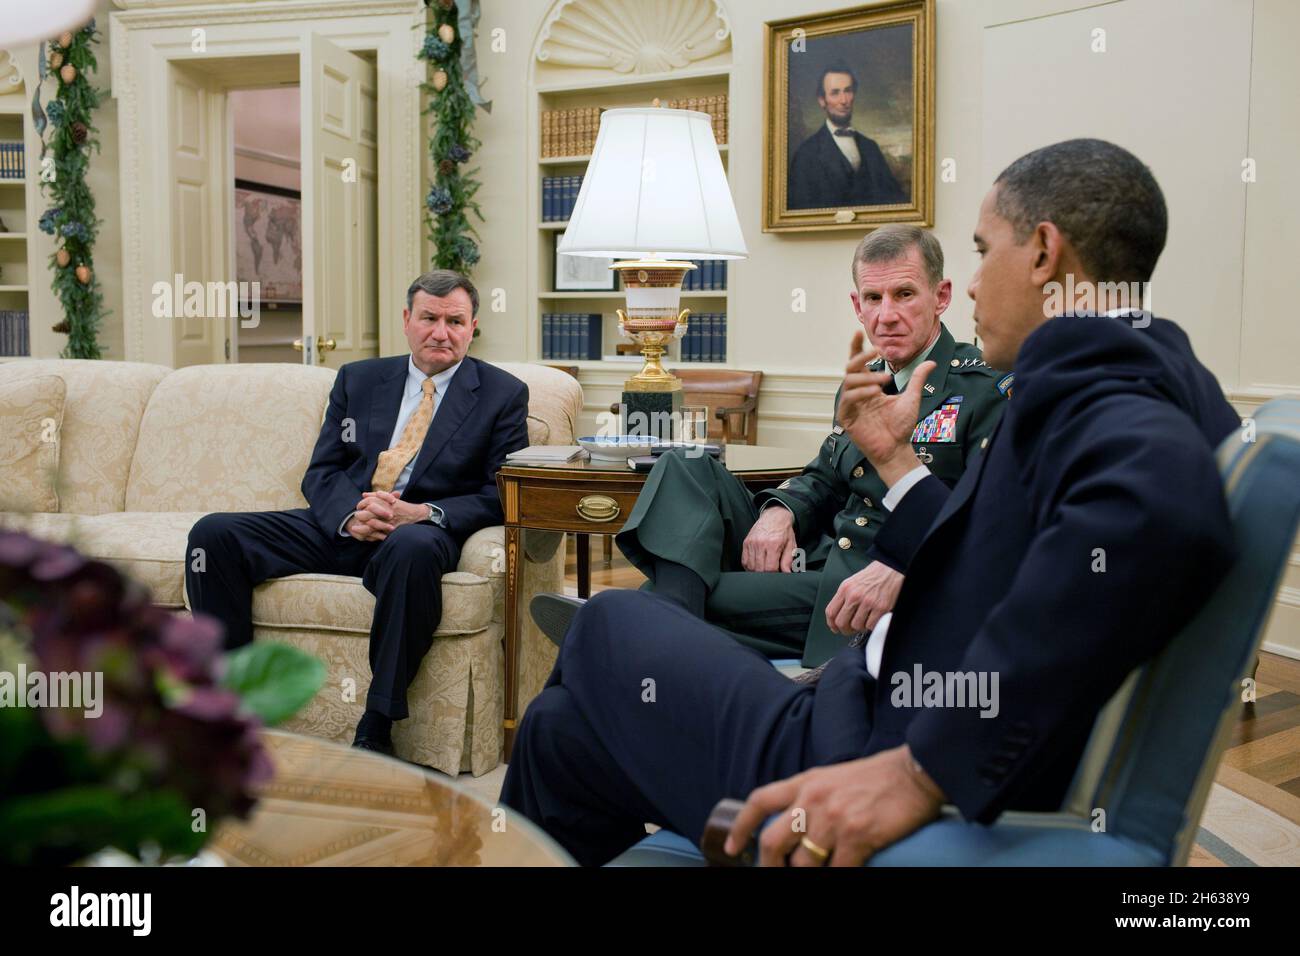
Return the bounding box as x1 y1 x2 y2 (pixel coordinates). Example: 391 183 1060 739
495 445 813 757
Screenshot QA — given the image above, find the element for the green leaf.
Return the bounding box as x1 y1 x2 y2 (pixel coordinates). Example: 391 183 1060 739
220 642 326 726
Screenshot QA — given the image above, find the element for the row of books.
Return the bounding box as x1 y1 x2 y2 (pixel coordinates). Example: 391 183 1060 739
0 142 24 179
681 313 727 363
540 107 606 158
664 95 729 145
542 313 602 360
682 260 728 291
541 175 584 222
0 310 30 355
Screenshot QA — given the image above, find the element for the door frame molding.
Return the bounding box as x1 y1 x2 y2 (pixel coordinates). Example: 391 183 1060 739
110 0 424 365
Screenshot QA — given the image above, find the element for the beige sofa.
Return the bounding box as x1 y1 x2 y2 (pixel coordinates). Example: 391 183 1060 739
0 358 579 775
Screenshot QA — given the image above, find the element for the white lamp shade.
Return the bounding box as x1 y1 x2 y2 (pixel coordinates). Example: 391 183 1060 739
557 107 747 260
0 0 97 47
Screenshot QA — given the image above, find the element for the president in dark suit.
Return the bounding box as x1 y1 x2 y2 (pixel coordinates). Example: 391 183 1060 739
787 64 908 209
501 139 1241 866
186 270 528 755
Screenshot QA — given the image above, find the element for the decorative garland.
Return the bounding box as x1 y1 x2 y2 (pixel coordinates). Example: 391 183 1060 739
33 21 107 360
419 0 488 285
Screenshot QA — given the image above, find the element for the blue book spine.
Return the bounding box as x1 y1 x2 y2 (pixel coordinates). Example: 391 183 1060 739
718 313 727 363
556 313 566 359
687 261 698 292
21 310 29 356
542 177 553 221
565 313 577 360
700 260 710 291
542 313 552 359
689 318 702 362
0 311 8 355
579 313 588 361
712 260 721 291
561 177 571 221
587 313 602 360
719 260 727 290
702 314 712 362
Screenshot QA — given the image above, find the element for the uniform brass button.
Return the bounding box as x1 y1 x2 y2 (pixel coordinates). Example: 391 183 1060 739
838 537 851 550
855 516 868 526
852 465 864 478
950 358 960 367
980 437 989 449
864 498 872 508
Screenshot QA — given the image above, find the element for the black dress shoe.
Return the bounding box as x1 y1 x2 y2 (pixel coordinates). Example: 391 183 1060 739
351 733 395 757
529 593 586 648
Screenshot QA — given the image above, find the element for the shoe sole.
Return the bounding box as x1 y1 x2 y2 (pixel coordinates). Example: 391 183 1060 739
530 594 585 648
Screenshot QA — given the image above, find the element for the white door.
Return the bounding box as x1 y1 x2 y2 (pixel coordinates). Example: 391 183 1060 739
298 34 379 368
170 64 233 367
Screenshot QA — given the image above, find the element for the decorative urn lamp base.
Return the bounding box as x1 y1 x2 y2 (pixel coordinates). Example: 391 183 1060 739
614 258 694 440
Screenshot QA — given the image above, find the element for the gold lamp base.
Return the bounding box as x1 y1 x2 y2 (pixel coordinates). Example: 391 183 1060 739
612 259 696 393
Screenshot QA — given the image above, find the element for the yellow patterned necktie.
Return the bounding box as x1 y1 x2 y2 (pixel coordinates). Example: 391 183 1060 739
370 377 435 492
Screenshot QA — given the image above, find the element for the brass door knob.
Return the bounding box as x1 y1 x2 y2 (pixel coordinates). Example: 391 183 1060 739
576 495 620 523
318 338 337 354
292 338 304 351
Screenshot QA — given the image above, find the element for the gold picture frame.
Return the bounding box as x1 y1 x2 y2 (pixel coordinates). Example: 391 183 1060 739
763 0 935 233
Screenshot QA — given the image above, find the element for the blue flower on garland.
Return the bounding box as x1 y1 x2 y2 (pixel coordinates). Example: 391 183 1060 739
61 221 90 242
46 100 66 126
456 236 480 267
447 143 471 164
38 207 61 235
425 186 453 215
421 37 452 62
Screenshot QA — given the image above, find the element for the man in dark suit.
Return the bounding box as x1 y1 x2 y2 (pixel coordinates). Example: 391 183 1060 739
501 139 1241 867
787 63 908 210
186 270 528 755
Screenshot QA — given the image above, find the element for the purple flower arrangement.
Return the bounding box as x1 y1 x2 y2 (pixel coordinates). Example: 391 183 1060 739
0 530 325 865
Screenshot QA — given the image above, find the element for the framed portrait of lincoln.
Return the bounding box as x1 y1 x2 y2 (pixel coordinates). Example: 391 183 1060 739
763 0 934 233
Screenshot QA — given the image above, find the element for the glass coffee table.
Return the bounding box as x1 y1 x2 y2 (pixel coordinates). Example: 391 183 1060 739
495 442 818 756
210 730 574 866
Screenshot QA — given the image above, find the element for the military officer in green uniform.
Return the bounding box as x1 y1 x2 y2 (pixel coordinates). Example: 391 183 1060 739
613 225 1011 667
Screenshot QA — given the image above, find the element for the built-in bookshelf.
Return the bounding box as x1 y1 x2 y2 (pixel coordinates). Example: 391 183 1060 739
531 63 734 368
0 103 31 357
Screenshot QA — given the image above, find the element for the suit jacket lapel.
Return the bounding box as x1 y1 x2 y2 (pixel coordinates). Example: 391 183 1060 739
367 356 410 471
403 357 480 493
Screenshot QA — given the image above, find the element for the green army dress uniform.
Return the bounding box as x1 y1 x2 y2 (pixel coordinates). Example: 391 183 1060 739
616 324 1011 667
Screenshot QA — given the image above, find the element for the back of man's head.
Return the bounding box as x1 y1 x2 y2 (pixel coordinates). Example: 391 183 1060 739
993 139 1167 284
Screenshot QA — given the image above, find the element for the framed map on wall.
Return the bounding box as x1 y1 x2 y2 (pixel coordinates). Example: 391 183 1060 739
234 179 303 304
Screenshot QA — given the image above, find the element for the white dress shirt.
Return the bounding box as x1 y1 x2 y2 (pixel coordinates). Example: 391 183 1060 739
337 356 462 536
827 119 862 172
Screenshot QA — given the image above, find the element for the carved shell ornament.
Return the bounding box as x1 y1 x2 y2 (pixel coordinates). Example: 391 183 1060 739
537 0 731 74
0 50 24 95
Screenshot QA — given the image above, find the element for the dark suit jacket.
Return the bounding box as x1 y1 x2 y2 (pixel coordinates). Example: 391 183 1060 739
788 125 908 209
301 354 529 543
861 314 1240 822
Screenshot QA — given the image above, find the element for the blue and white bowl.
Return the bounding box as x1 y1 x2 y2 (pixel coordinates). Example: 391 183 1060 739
577 435 663 461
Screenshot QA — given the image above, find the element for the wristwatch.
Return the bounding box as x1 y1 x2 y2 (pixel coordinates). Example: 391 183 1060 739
422 503 445 526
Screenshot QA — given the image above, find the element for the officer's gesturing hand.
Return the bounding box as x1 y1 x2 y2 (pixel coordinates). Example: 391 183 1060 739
742 506 799 572
825 560 904 635
838 329 935 487
724 745 945 866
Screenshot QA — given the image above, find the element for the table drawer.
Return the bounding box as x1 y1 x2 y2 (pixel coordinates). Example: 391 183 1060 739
518 484 642 532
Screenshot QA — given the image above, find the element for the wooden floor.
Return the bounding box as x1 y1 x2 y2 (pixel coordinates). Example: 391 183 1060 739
561 534 1300 865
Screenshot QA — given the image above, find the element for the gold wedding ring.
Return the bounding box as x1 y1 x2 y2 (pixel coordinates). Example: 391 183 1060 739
799 836 830 864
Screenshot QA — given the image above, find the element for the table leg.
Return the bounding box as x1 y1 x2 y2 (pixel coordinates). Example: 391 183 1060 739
503 524 522 759
576 532 591 599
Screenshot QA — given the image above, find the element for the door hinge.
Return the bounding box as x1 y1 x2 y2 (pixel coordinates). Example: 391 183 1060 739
224 338 231 360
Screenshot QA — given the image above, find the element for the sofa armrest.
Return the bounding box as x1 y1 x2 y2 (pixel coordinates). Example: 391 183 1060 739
459 526 565 578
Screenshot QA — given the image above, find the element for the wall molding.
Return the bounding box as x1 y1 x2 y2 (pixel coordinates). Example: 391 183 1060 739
234 144 301 170
535 0 731 74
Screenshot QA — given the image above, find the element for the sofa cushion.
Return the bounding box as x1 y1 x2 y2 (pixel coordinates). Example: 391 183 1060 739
71 511 207 607
0 510 86 544
491 362 583 445
125 363 337 513
244 571 493 635
0 360 171 515
0 374 65 513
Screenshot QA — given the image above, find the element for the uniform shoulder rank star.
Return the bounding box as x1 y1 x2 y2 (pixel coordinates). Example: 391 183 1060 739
958 357 989 369
832 425 845 435
996 372 1015 398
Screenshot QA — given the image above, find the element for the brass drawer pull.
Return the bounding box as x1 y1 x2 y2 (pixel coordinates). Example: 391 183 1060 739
576 494 620 523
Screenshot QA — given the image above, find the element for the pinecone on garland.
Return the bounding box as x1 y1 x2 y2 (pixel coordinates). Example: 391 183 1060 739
52 320 70 335
438 0 454 10
438 158 455 175
71 122 88 145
